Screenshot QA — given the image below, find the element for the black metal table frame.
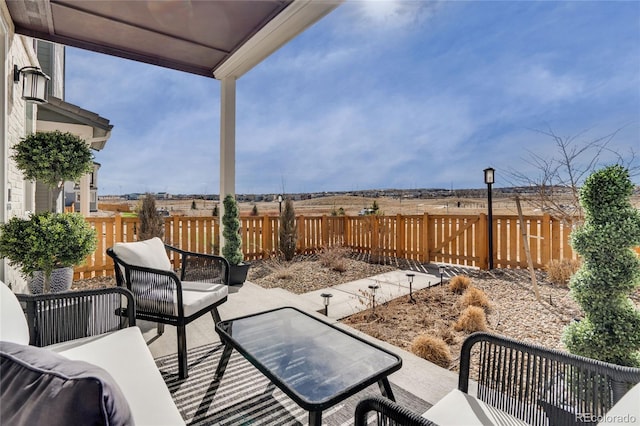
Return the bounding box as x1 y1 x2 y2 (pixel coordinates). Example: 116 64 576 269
214 306 402 425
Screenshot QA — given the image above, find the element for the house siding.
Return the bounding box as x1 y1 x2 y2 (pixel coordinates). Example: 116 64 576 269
1 5 42 291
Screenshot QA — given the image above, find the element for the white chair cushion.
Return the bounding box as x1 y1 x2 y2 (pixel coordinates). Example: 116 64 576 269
598 382 640 425
179 281 228 317
112 237 172 271
422 389 528 425
0 281 29 345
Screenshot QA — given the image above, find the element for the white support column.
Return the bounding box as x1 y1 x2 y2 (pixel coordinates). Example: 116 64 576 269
79 173 90 215
219 77 237 253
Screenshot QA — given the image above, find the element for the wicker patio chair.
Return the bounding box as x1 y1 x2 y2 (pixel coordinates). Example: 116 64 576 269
107 237 229 379
16 287 136 347
354 396 437 426
459 332 640 425
356 332 640 426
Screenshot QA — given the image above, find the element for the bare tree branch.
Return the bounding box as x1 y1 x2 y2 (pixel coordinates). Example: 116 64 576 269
506 127 638 224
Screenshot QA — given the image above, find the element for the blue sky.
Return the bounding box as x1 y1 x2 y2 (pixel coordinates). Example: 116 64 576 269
65 1 640 195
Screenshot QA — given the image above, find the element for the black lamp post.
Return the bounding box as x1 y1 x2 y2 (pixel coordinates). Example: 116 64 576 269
438 265 445 286
484 167 495 270
406 273 415 302
277 194 283 215
320 293 333 316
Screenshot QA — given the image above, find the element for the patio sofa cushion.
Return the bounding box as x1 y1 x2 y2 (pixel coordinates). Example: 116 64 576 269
0 341 133 426
112 237 172 271
48 326 186 426
597 382 640 425
0 280 29 345
422 389 528 425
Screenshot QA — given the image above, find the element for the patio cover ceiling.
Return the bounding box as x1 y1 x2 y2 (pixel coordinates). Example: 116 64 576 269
6 0 339 79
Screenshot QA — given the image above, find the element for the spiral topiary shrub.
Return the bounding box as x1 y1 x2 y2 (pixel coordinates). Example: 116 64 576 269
562 165 640 366
222 194 243 266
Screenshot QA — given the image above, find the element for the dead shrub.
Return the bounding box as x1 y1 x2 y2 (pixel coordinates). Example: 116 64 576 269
454 306 488 333
460 286 491 311
438 326 457 345
266 258 294 280
318 245 350 272
546 258 581 287
410 335 452 368
448 275 471 294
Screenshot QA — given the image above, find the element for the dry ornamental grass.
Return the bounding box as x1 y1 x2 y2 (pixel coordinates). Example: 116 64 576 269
460 287 491 311
411 335 452 368
546 259 581 287
448 275 471 294
454 306 489 333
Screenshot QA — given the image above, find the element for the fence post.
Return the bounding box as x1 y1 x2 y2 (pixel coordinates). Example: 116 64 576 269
396 214 404 258
478 213 488 270
114 214 123 243
422 213 430 263
551 216 561 262
541 213 551 265
322 215 329 248
563 220 573 260
371 216 380 260
263 215 272 258
297 214 305 253
344 216 350 248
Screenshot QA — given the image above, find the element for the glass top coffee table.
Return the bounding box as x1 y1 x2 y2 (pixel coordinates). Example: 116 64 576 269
214 307 402 425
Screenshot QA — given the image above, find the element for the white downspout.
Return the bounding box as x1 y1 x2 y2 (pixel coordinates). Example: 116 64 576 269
79 173 90 215
219 77 236 253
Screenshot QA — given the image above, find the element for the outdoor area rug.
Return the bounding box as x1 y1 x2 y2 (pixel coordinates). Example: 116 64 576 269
155 343 431 425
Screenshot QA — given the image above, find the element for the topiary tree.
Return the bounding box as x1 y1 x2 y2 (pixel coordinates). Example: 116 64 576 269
222 194 243 266
0 212 96 292
562 165 640 366
12 131 93 212
138 193 164 241
279 198 297 261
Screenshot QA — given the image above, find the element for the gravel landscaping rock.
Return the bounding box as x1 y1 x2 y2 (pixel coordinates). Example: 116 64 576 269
74 256 640 373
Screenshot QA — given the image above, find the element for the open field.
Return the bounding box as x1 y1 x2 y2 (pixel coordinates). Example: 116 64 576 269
94 193 640 217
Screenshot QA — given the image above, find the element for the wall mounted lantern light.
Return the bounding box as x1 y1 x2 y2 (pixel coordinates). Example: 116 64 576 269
14 65 50 104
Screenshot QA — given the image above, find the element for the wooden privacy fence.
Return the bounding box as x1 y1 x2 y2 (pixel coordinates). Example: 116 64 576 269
74 213 640 279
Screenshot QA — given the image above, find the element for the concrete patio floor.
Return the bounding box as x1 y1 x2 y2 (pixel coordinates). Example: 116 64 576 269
141 271 460 409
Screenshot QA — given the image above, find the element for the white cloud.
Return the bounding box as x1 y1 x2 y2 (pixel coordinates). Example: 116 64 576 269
65 2 639 194
506 65 585 103
346 0 443 33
